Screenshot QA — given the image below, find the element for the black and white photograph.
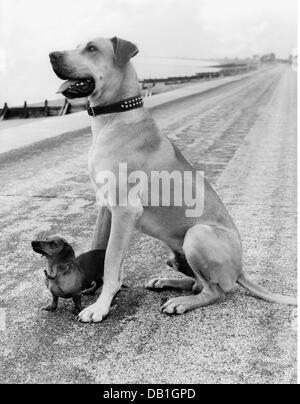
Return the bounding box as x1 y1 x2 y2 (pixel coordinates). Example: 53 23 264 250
0 0 298 386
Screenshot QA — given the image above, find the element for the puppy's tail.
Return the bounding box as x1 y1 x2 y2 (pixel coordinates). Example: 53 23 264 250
82 281 99 296
237 273 297 306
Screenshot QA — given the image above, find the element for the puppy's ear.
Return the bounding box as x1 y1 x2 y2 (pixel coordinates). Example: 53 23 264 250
61 242 75 259
110 37 139 67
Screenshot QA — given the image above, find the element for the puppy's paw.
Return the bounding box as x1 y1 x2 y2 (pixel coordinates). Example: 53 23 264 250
77 302 109 323
43 304 57 312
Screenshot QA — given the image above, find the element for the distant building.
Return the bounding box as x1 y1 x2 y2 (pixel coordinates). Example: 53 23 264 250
260 53 276 64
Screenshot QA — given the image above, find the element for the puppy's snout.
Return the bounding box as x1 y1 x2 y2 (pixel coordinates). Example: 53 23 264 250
31 241 39 248
49 51 64 62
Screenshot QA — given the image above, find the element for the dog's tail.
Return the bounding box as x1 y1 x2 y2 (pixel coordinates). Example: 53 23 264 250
82 281 99 296
237 272 297 306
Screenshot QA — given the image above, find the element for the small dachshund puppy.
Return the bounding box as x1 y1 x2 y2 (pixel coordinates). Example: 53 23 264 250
31 236 105 314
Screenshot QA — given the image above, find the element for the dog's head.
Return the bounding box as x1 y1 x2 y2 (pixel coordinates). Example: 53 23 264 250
31 236 75 261
49 36 139 102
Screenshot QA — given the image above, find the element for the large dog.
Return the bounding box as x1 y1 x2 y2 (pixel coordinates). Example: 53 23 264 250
50 37 296 322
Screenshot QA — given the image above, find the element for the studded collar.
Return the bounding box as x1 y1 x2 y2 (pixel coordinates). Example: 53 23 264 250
87 95 144 116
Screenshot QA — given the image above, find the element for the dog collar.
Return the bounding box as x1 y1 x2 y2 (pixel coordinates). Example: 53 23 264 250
87 95 144 116
44 265 73 281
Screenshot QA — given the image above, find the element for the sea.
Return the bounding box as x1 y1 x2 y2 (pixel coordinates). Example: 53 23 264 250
133 56 220 79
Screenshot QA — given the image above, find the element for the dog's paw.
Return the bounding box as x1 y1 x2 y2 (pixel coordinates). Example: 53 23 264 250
145 278 167 290
43 304 57 312
161 296 193 315
77 302 109 323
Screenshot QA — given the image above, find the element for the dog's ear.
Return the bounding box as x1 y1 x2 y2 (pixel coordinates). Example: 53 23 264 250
110 37 139 67
61 242 75 260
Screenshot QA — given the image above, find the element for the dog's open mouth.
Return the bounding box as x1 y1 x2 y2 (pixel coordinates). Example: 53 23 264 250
56 78 95 99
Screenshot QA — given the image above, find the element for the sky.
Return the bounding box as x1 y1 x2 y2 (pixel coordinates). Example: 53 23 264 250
0 0 297 105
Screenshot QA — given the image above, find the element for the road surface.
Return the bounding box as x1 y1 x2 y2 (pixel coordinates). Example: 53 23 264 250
0 65 297 384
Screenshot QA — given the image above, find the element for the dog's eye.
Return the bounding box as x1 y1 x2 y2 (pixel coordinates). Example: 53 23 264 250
87 45 97 52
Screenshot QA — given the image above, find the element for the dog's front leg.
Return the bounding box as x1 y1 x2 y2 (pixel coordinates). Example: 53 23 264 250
91 206 111 250
43 293 58 312
78 205 142 323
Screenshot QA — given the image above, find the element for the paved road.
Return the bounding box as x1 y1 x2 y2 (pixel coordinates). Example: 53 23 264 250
0 65 297 384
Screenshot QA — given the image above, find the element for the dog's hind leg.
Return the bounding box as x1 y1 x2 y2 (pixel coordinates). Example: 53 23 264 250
161 224 241 315
146 251 202 293
161 284 224 314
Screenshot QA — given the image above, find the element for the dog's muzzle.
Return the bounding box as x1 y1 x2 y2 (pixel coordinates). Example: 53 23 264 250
31 241 46 256
49 52 95 99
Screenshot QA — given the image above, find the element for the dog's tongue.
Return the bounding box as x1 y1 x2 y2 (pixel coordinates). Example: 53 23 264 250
56 80 77 94
55 78 95 99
